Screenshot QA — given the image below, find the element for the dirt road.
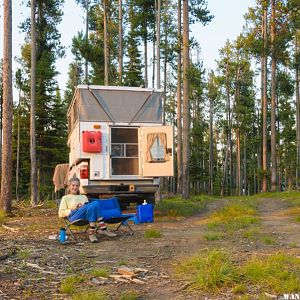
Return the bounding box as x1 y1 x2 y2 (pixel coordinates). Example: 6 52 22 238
0 195 300 299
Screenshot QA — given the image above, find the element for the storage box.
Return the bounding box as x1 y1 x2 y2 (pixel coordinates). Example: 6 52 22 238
82 131 102 152
137 204 154 223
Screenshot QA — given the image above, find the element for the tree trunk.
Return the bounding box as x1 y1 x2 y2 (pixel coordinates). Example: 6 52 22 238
103 0 108 85
144 15 148 87
209 88 214 195
16 91 21 202
270 0 277 191
84 0 89 83
118 0 123 84
176 0 183 195
236 128 241 196
243 134 247 195
156 0 161 89
182 0 190 199
1 0 13 213
30 0 38 206
295 35 300 188
262 0 268 192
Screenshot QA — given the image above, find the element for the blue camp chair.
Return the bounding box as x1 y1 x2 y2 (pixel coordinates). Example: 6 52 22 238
90 197 135 235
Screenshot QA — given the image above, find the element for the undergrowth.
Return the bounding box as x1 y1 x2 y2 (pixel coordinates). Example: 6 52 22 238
177 250 300 294
207 200 258 231
156 195 214 217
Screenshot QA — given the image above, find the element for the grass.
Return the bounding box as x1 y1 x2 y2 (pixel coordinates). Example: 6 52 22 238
176 250 240 291
60 275 86 294
260 235 277 245
0 210 6 225
207 201 258 231
144 228 162 238
242 228 260 239
203 232 223 241
72 290 108 300
90 268 110 278
242 253 300 293
120 290 140 300
177 250 300 294
295 216 300 223
156 195 214 217
17 250 31 260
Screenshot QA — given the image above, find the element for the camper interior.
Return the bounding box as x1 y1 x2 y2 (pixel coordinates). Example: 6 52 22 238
111 127 139 176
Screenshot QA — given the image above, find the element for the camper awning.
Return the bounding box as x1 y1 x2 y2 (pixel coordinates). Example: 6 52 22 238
69 86 162 124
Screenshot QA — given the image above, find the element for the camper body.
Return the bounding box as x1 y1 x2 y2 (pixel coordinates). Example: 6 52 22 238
66 85 173 205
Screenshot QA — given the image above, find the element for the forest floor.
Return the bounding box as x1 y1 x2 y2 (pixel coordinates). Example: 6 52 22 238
1 192 300 300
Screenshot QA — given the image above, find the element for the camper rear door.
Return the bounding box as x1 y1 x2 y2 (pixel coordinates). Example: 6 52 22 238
139 126 174 177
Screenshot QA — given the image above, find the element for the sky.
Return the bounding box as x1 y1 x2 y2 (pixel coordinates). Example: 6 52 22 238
0 0 255 97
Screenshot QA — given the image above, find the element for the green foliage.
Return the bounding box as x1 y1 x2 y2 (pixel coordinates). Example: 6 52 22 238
203 232 223 241
120 290 140 300
144 228 162 238
72 290 108 300
0 210 6 225
17 250 31 260
156 196 208 217
90 268 109 278
207 201 258 231
242 253 300 293
60 275 86 294
177 250 240 291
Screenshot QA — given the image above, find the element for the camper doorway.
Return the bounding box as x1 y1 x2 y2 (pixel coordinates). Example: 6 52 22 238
110 127 139 176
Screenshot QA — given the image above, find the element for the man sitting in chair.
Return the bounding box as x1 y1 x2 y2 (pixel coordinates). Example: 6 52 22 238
58 177 117 243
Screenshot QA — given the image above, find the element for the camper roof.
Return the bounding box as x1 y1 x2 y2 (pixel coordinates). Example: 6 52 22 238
68 85 163 124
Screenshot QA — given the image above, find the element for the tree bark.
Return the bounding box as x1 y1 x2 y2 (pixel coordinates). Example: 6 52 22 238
209 85 214 195
182 0 190 199
295 35 300 188
176 0 183 195
118 0 123 84
30 0 38 206
144 14 148 87
1 0 13 213
84 0 89 83
156 0 161 89
16 91 21 202
270 0 277 191
236 128 241 196
103 0 109 85
262 0 268 192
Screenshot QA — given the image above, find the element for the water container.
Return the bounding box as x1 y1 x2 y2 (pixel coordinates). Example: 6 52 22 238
82 131 102 153
137 203 154 223
59 228 66 243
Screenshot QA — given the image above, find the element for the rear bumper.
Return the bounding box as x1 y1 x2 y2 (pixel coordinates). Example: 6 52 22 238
81 184 159 195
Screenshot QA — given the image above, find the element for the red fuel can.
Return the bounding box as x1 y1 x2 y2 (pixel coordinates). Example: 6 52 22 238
82 131 102 152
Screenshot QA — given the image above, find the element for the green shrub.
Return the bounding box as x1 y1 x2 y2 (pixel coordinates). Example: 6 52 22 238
144 228 162 238
177 250 240 291
61 275 86 294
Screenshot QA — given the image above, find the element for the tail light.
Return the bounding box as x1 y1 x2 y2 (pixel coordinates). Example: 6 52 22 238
80 165 89 179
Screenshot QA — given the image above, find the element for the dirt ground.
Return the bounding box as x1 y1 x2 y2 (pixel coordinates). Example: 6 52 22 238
0 195 300 300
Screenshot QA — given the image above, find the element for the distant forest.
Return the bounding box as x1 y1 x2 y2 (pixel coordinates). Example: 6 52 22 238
0 0 300 210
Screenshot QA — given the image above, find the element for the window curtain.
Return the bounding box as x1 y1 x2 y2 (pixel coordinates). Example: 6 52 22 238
146 132 170 162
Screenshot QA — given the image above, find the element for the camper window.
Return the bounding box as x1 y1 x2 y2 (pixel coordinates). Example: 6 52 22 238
146 133 169 162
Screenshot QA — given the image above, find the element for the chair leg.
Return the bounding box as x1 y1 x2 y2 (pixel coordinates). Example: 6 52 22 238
63 219 77 240
115 221 134 235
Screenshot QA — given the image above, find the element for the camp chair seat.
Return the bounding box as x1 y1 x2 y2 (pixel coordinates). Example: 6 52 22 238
63 218 90 240
90 197 136 235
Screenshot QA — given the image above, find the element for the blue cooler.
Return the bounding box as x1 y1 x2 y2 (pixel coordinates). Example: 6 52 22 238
137 202 154 223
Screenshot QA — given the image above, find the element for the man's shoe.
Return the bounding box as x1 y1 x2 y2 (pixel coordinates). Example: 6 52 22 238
89 233 99 243
98 229 117 237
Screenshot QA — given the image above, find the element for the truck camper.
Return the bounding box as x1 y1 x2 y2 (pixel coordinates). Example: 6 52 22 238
55 85 174 206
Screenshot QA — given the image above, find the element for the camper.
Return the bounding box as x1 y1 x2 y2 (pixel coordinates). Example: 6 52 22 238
57 85 174 206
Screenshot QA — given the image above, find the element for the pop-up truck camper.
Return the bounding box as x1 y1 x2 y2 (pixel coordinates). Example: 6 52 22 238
53 85 174 207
